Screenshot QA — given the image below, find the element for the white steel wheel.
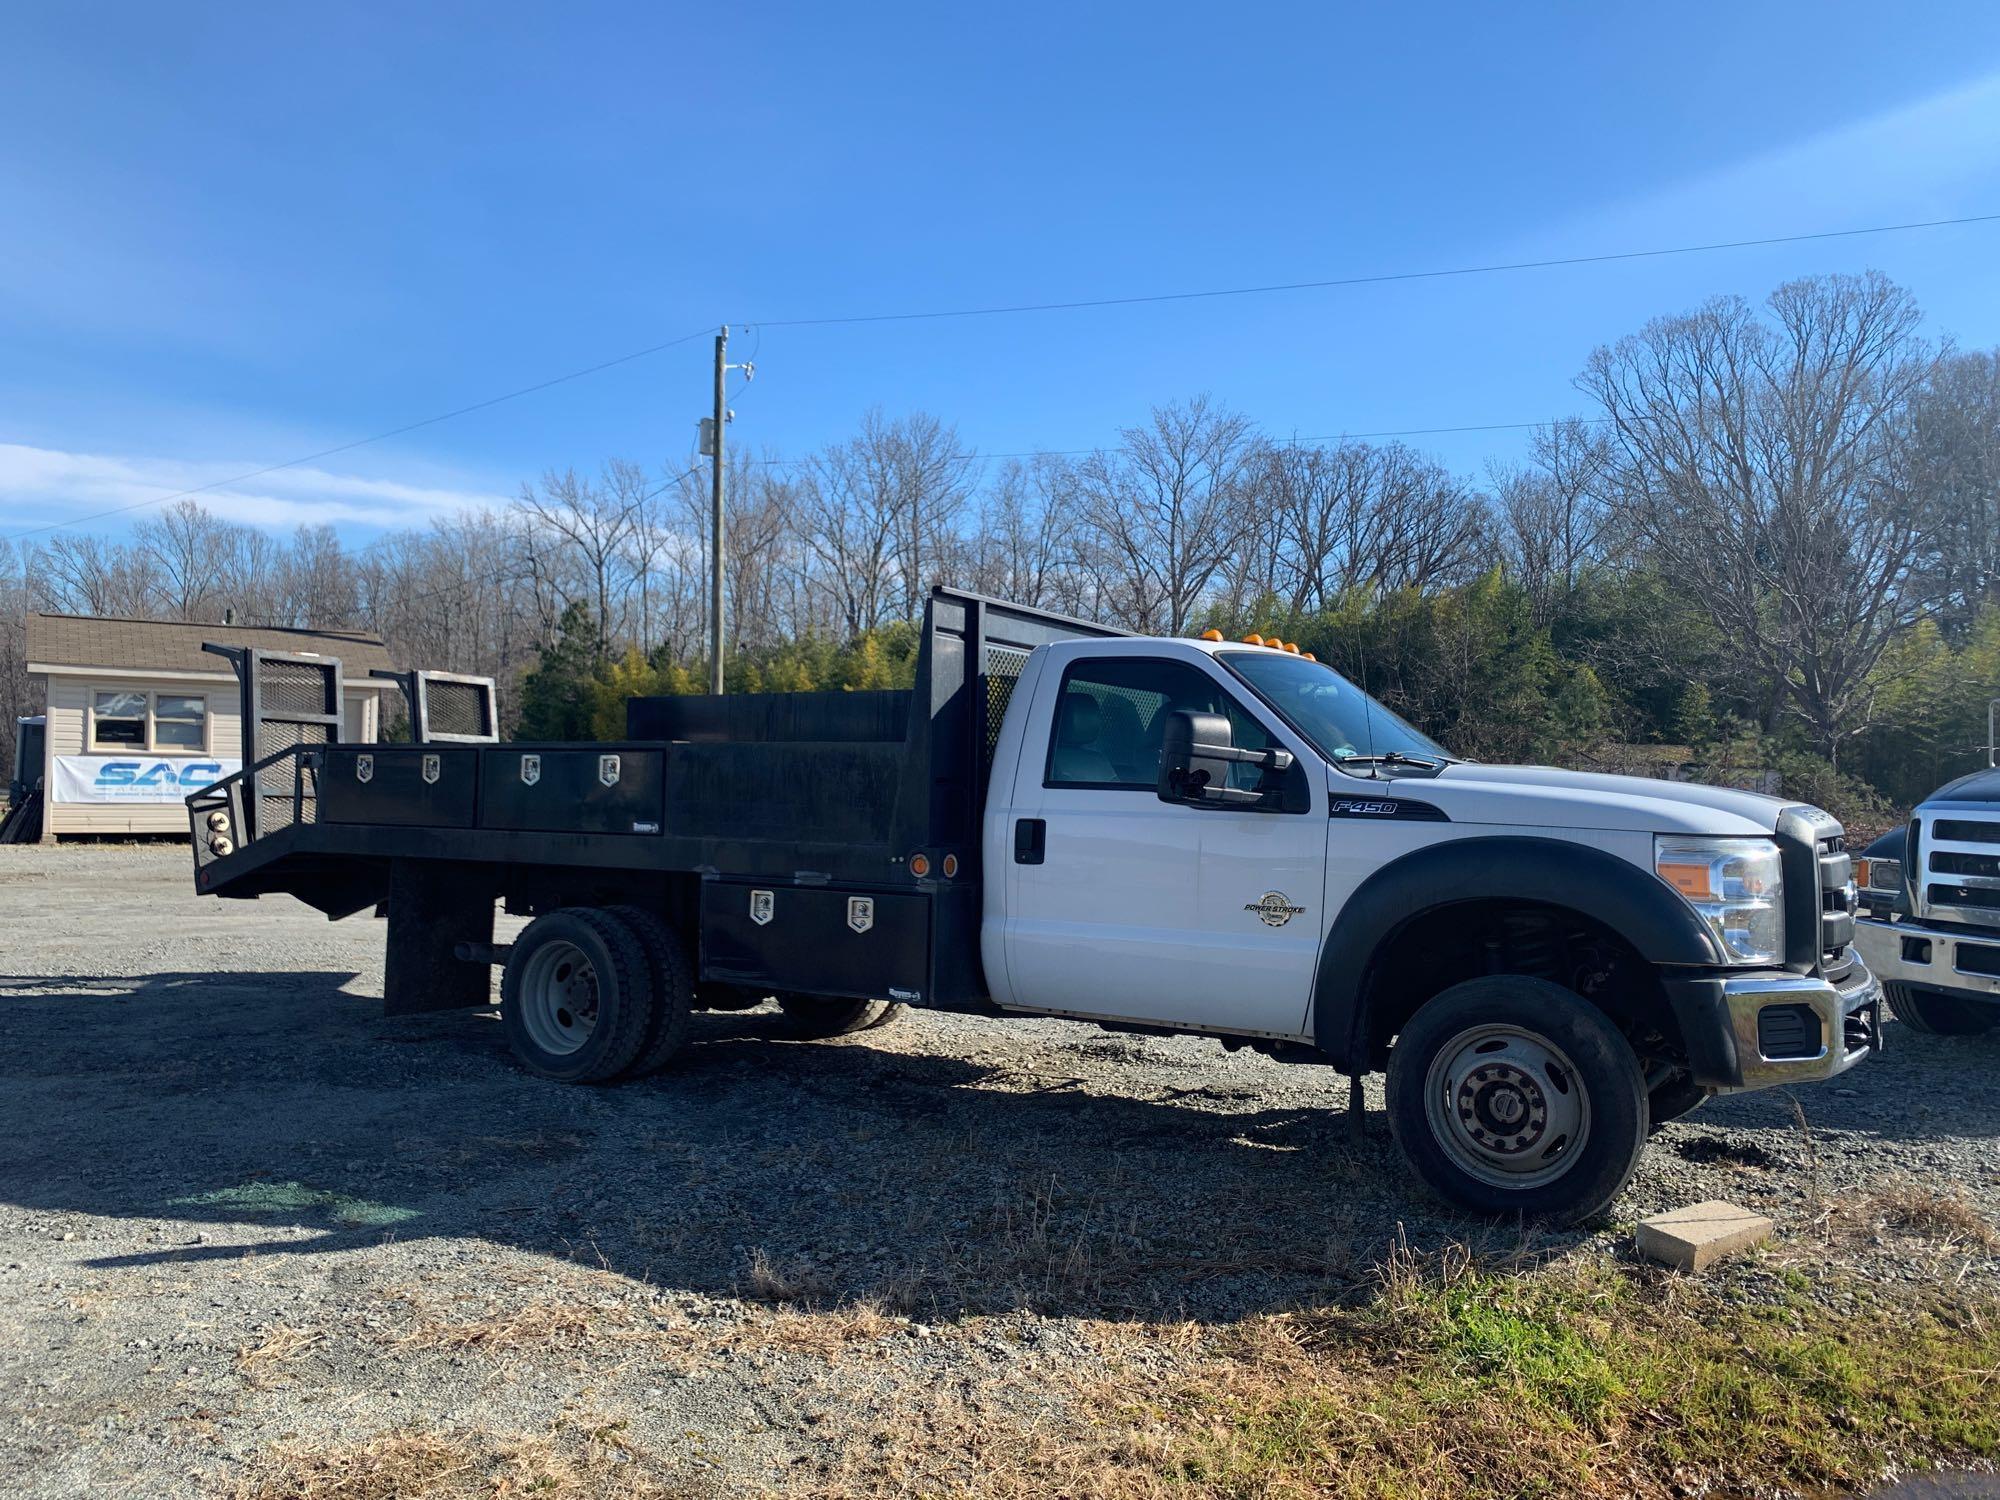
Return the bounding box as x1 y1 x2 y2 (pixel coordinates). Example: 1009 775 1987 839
1422 1023 1591 1191
518 939 600 1057
1386 974 1647 1223
500 908 657 1083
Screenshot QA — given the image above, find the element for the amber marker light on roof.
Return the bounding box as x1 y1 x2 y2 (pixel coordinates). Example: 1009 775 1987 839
1242 633 1264 645
1285 642 1300 654
1200 628 1223 641
1303 652 1317 661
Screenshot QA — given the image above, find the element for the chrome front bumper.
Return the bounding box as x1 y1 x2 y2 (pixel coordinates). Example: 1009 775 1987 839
1717 951 1882 1088
1855 915 2000 1002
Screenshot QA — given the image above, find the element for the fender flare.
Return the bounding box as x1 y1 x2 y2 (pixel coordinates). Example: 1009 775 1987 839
1311 835 1726 1071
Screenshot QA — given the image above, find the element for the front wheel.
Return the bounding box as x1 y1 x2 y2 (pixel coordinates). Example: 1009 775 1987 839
1386 975 1647 1224
1886 982 1999 1036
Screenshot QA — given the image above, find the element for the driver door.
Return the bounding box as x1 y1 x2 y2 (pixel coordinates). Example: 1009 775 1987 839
1001 652 1325 1038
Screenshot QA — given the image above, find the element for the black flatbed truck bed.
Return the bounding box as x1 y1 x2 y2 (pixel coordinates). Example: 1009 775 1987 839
187 589 1122 1019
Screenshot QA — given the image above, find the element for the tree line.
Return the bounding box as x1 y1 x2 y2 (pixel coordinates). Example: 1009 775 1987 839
6 270 1998 821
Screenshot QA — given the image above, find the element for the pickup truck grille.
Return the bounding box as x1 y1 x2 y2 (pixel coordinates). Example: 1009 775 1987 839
1915 811 2000 929
1817 834 1855 965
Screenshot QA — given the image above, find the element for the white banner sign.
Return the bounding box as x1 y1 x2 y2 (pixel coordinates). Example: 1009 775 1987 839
51 755 240 804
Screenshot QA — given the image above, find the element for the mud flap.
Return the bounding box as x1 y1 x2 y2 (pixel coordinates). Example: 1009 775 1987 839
383 858 495 1016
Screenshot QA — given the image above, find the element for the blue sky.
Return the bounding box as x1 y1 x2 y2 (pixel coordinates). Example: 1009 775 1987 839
4 2 2000 542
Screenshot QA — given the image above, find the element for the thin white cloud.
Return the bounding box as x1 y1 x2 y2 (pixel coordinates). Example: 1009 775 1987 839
1556 68 2000 250
0 442 512 536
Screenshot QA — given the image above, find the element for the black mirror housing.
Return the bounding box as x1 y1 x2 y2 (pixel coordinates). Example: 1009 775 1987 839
1157 710 1235 803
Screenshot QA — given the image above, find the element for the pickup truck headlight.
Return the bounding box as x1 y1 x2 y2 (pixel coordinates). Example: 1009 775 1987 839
1854 856 1901 896
1655 835 1785 965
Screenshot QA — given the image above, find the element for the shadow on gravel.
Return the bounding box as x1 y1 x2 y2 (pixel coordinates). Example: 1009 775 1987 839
1 971 1996 1323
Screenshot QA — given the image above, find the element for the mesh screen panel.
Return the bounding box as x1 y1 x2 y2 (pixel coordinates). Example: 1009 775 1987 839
257 659 334 717
426 680 492 739
983 646 1030 775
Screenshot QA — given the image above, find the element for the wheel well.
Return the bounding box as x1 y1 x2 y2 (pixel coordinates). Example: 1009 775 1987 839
1356 899 1684 1073
501 868 700 945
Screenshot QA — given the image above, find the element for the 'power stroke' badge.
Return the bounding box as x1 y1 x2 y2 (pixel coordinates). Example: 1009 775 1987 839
1245 891 1306 928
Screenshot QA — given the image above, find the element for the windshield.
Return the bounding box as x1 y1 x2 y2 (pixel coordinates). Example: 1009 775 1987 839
1217 650 1451 769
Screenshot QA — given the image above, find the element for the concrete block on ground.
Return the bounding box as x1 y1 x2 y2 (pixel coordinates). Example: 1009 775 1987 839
1634 1200 1774 1271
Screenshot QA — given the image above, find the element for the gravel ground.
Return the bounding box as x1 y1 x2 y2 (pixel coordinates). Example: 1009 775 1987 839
2 843 1998 1497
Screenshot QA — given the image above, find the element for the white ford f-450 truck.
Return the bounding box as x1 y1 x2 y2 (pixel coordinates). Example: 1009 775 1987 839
188 589 1880 1222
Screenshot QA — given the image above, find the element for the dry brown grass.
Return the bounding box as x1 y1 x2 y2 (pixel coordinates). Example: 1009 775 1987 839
229 1421 692 1500
1861 1182 2000 1250
235 1325 325 1388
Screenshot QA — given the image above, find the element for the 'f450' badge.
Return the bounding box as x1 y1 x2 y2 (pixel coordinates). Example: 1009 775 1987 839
1246 891 1306 928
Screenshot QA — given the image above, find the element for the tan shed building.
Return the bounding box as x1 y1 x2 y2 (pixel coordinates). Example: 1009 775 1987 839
24 614 397 839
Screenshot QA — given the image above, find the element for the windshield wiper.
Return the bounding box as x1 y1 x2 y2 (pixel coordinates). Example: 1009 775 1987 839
1338 751 1441 777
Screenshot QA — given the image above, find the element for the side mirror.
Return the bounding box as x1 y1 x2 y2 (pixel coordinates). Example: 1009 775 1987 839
1157 710 1294 807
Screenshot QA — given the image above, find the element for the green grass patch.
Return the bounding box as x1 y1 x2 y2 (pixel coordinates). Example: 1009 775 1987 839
1106 1253 2000 1500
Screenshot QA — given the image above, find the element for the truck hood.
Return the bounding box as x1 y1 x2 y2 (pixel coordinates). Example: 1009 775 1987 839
1397 762 1798 836
1923 766 2000 806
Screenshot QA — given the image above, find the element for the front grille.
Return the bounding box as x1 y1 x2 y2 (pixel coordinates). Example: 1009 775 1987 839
1930 883 2000 912
1931 849 2000 879
1816 836 1854 964
1935 818 2000 845
1915 812 2000 928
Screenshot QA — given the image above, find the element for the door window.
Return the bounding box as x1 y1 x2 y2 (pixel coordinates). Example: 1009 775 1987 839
1044 657 1273 791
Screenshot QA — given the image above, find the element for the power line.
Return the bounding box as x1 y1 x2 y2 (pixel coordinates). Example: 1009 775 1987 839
743 416 1616 470
2 325 719 544
744 212 2000 329
9 208 1996 544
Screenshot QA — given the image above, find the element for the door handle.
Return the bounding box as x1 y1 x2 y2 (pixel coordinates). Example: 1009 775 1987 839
1014 818 1046 864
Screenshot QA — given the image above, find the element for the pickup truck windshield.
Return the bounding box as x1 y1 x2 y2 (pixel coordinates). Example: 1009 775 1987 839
1218 650 1451 768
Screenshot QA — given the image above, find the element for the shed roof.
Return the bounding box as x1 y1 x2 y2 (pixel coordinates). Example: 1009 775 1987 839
26 613 397 678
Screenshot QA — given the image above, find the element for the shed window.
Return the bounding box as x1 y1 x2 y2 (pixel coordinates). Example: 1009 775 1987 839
154 695 209 749
91 691 149 749
88 690 211 752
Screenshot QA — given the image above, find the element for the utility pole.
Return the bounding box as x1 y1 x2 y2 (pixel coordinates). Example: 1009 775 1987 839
708 326 728 695
701 325 754 695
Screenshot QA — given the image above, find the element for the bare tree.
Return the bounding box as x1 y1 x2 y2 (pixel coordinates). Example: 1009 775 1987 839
517 465 653 656
1493 419 1614 623
1582 272 1940 760
1077 396 1255 633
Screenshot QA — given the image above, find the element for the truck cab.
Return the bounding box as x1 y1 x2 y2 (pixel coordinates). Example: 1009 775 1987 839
982 632 1879 1216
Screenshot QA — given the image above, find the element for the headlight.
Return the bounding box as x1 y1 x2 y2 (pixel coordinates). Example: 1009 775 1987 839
1855 856 1901 895
1655 835 1784 965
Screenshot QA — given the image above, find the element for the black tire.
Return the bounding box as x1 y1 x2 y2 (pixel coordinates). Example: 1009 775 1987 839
1386 975 1647 1224
500 908 656 1082
1885 981 1999 1037
605 905 694 1076
776 993 903 1039
1647 1073 1709 1133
